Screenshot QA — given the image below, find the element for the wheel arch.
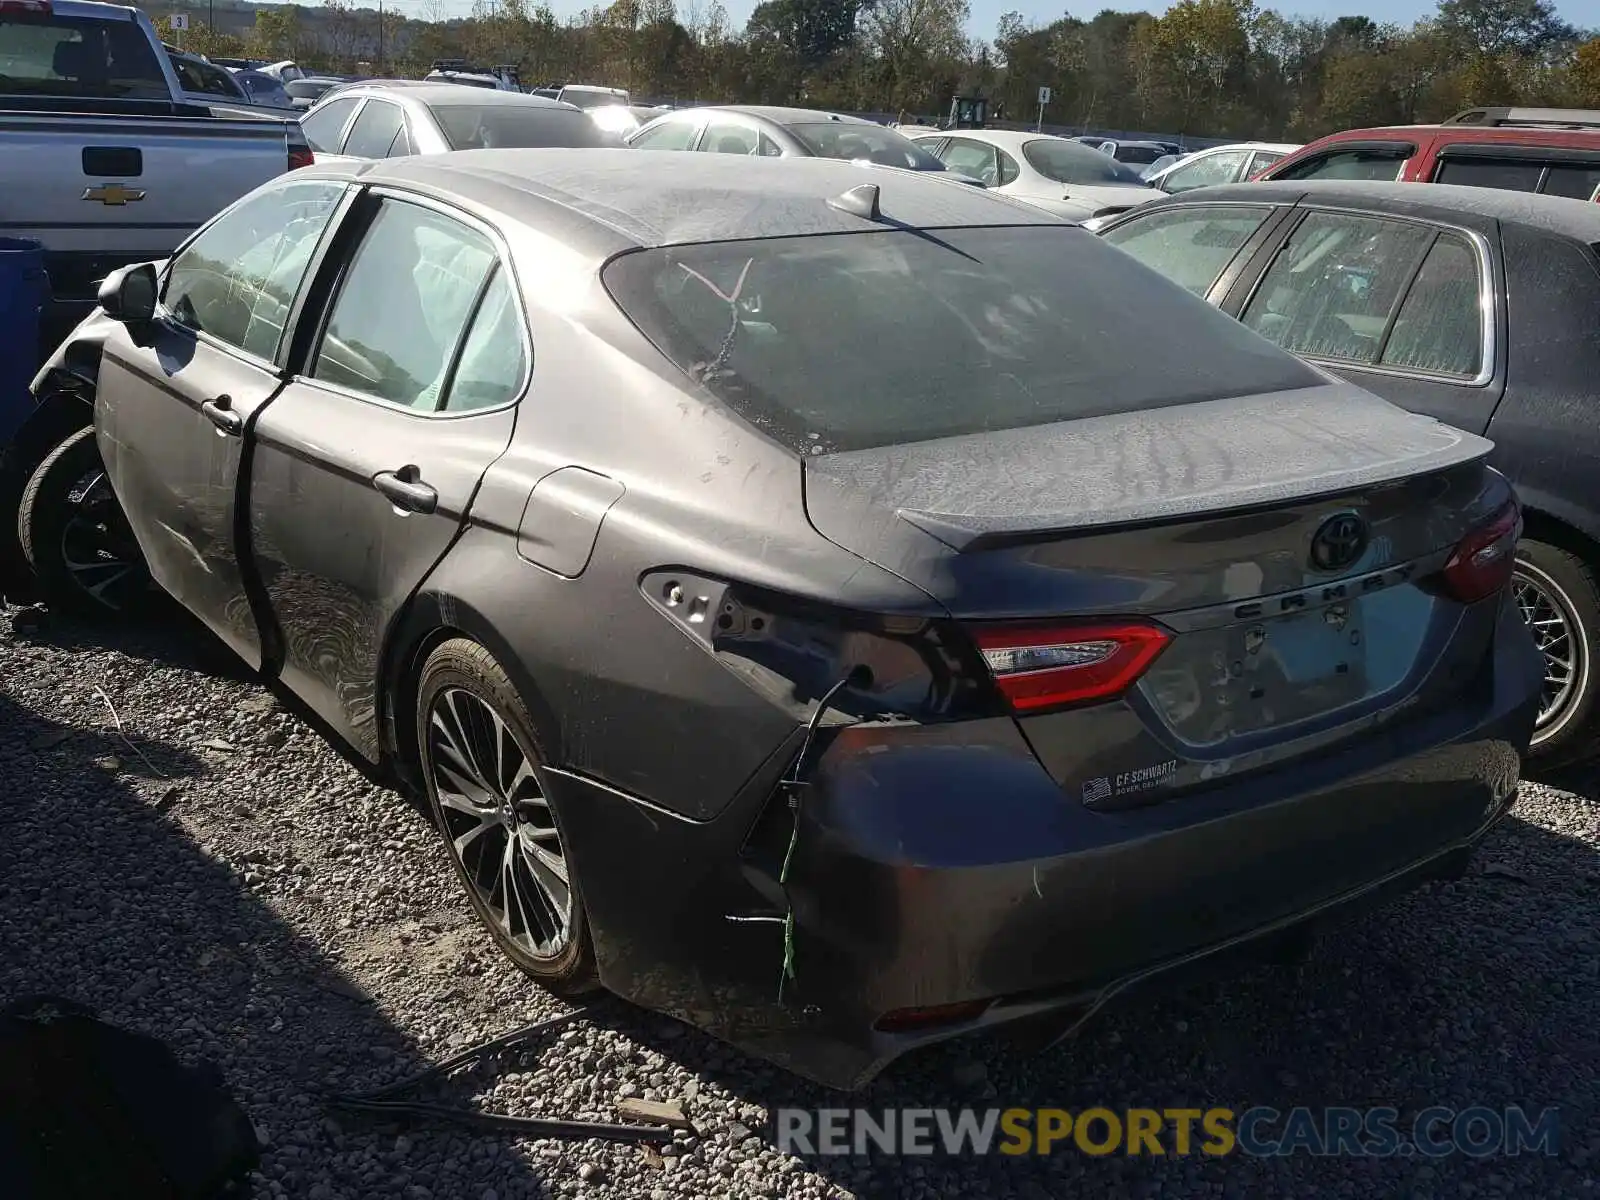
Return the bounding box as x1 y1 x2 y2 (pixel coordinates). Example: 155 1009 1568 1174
378 590 568 795
1518 500 1600 565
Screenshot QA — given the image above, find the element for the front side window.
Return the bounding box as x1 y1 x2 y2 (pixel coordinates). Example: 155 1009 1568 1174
310 199 498 409
300 96 359 153
1241 212 1435 364
1160 149 1250 193
342 100 404 158
163 180 346 360
1274 148 1408 182
603 225 1322 455
431 104 605 150
1102 206 1274 296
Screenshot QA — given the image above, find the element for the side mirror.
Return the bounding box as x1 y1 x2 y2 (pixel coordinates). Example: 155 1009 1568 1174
98 262 158 324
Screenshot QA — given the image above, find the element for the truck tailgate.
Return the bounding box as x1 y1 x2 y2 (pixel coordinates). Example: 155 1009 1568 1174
0 110 290 301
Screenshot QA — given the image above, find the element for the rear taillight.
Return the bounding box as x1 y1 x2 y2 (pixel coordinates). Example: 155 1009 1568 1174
288 146 314 170
971 620 1171 713
1439 498 1521 603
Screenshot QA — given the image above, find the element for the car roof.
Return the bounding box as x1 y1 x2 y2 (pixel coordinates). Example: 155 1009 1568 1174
1142 179 1600 240
672 105 877 128
305 147 1059 257
336 82 577 109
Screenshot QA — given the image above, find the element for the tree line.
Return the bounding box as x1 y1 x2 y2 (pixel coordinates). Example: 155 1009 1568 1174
163 0 1600 139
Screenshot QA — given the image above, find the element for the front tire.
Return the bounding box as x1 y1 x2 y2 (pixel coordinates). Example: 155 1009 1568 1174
415 638 599 997
1514 538 1600 767
17 426 151 616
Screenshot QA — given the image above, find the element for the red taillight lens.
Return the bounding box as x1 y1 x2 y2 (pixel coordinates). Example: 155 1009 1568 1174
971 620 1171 713
1439 498 1521 603
288 147 315 170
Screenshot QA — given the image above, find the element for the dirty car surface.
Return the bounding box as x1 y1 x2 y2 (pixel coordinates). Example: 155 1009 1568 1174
40 149 1543 1089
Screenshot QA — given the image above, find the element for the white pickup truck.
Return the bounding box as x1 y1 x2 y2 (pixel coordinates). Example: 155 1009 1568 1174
0 0 312 348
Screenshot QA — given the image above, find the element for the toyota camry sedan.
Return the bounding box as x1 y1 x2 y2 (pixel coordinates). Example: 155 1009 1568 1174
5 150 1541 1089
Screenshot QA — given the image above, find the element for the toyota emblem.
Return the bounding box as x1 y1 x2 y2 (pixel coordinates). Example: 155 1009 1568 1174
1310 512 1369 572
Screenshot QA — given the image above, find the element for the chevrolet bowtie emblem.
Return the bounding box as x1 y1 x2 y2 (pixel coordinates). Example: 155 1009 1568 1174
83 183 146 206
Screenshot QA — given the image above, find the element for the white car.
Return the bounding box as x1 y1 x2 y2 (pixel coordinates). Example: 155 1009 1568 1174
905 128 1160 220
1144 142 1300 195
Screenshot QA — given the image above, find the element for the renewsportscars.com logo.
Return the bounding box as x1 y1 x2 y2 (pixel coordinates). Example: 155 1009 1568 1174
774 1106 1560 1159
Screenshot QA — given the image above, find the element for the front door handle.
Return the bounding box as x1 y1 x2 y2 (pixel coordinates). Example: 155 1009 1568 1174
373 465 438 514
201 394 243 436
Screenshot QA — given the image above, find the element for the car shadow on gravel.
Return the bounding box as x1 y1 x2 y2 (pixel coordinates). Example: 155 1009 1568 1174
7 600 255 682
0 692 554 1200
616 809 1597 1197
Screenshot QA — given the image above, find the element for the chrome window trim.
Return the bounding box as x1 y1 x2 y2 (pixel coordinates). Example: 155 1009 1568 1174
295 185 534 419
1240 205 1497 389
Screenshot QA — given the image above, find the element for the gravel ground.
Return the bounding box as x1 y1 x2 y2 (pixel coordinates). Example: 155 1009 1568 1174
2 603 1598 1199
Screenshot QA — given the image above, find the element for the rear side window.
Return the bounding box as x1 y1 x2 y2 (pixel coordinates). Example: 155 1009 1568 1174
1379 234 1484 378
0 10 169 99
1241 212 1452 370
1275 149 1407 182
342 100 404 158
603 225 1323 454
1102 206 1274 296
701 119 759 155
1434 155 1600 201
310 199 498 409
1434 157 1542 192
939 138 999 186
300 96 359 153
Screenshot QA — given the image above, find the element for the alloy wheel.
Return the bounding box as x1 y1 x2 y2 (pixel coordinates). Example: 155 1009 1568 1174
1513 562 1586 744
425 686 572 958
59 470 147 612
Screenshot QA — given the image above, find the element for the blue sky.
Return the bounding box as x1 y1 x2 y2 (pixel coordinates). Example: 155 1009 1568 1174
388 0 1591 43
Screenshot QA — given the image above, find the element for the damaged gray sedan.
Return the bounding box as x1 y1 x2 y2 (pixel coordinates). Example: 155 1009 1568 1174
9 149 1543 1088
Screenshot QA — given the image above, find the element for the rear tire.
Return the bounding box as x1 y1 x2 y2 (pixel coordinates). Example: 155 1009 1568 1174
415 638 600 998
17 426 151 617
1514 539 1600 768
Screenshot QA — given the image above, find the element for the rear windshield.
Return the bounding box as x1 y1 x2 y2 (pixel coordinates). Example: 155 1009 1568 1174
0 11 168 99
603 225 1323 454
1023 138 1150 186
561 88 628 109
788 122 945 171
432 103 605 150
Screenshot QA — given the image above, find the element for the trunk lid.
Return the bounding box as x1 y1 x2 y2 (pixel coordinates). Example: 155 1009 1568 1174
804 383 1505 773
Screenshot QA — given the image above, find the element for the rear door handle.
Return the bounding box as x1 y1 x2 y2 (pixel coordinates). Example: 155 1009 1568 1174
201 394 243 436
373 466 438 514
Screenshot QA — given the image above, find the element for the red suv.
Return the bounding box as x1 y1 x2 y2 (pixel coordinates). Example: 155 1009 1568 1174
1260 106 1600 201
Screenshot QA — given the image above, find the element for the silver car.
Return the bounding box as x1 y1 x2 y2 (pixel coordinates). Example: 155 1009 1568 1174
299 83 610 162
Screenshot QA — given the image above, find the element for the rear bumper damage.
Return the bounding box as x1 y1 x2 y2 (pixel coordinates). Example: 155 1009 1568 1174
545 597 1541 1090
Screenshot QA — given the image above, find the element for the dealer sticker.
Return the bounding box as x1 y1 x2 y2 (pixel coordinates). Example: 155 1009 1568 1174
1081 759 1180 804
